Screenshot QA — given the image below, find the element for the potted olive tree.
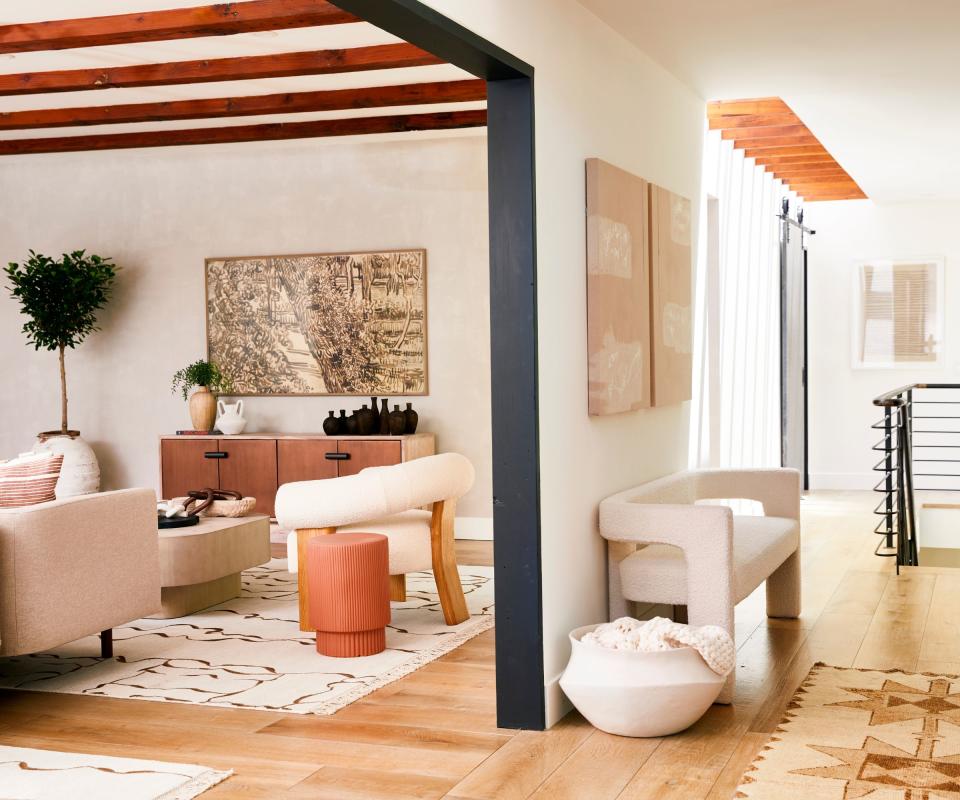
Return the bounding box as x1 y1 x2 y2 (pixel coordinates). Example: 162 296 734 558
5 250 118 497
171 359 231 431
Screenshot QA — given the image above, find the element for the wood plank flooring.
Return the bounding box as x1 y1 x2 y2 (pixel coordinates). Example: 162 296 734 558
2 493 955 798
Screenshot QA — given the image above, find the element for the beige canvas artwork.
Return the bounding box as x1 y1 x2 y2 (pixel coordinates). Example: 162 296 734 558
649 184 693 407
206 250 427 396
586 158 652 416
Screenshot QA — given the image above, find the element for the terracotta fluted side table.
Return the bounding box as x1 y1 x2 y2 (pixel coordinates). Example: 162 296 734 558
306 532 390 658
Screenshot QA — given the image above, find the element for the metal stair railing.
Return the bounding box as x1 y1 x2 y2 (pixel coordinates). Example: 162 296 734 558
873 383 960 571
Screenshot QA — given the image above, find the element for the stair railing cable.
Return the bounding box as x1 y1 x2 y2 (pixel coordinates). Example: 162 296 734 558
873 383 960 571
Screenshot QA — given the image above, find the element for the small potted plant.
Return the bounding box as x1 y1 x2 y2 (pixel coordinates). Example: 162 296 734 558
171 359 231 431
5 250 118 497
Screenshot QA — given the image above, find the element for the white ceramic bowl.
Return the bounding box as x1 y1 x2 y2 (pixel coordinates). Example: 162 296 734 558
559 624 725 737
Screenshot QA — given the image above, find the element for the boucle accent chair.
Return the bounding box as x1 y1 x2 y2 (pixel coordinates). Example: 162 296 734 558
276 452 475 630
0 488 160 658
598 468 801 703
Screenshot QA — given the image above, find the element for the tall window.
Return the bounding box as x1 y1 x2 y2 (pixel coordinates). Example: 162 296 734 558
853 259 943 368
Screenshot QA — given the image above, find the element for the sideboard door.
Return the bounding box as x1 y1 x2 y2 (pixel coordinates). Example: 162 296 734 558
277 439 338 485
217 439 279 517
336 440 402 477
161 439 219 500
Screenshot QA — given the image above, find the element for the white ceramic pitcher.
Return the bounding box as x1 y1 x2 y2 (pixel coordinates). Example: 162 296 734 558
216 399 247 435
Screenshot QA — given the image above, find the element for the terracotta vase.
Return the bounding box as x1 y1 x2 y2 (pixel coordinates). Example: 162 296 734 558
189 386 217 431
404 402 419 434
388 405 407 436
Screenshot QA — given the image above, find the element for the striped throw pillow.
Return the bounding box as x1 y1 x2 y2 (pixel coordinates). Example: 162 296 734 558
0 453 64 508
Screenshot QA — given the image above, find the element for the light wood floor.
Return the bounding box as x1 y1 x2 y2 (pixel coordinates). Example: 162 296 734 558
2 494 956 799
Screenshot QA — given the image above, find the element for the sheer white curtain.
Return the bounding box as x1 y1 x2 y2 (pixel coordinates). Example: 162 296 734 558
689 130 794 469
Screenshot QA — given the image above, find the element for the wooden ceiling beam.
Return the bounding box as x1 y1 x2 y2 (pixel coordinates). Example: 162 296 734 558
0 43 442 97
0 0 359 55
754 153 834 164
781 174 858 186
736 135 821 150
804 195 867 202
719 124 808 140
708 112 799 130
769 164 848 175
747 149 831 162
706 98 791 117
0 79 487 130
711 95 865 201
0 109 487 156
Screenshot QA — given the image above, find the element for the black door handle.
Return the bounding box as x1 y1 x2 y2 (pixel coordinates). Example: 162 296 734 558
324 452 350 461
204 451 228 459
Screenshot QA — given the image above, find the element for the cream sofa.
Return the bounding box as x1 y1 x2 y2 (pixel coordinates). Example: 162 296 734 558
0 488 160 657
599 468 801 703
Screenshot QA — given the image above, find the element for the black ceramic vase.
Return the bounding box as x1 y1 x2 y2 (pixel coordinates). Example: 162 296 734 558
345 412 359 435
356 404 375 436
379 398 390 435
323 410 341 436
404 402 419 434
389 405 407 436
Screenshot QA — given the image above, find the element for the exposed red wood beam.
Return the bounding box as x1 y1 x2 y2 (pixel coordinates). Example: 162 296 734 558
708 113 799 130
748 154 837 168
0 0 358 55
0 109 487 156
719 125 808 140
0 79 487 130
0 43 442 97
783 174 858 186
736 135 821 150
706 98 790 117
747 150 831 162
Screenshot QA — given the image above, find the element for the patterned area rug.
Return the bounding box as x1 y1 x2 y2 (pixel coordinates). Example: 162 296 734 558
0 745 230 799
738 663 960 799
0 560 493 715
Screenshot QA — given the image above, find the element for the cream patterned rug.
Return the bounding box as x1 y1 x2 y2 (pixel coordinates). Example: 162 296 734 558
0 560 493 715
738 663 960 799
0 745 230 799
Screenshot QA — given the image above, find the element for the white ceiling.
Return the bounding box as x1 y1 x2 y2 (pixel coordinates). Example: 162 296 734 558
0 2 480 144
579 0 960 204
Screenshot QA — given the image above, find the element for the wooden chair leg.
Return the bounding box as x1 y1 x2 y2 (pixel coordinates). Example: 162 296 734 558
430 499 469 625
100 629 113 659
390 574 407 602
296 527 337 632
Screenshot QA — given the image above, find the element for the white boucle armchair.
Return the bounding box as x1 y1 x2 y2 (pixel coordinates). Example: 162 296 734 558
598 468 801 703
276 452 475 631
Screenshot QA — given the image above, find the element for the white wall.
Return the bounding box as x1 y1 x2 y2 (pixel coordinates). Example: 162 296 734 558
808 200 960 489
0 134 493 519
419 0 705 724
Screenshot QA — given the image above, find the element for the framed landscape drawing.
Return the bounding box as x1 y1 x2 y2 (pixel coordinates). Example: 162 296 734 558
586 158 652 415
205 249 427 396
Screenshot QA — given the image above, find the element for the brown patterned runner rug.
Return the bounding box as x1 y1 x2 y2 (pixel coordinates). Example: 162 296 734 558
738 663 960 799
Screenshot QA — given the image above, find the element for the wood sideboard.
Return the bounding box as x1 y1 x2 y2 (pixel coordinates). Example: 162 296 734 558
159 433 436 518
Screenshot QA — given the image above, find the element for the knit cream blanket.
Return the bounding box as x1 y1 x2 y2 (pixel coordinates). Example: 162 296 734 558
581 616 734 676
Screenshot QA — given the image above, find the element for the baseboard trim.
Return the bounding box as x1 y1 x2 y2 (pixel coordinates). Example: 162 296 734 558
544 671 573 728
455 516 493 540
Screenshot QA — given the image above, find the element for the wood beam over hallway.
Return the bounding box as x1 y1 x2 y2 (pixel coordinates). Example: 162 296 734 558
708 96 866 201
